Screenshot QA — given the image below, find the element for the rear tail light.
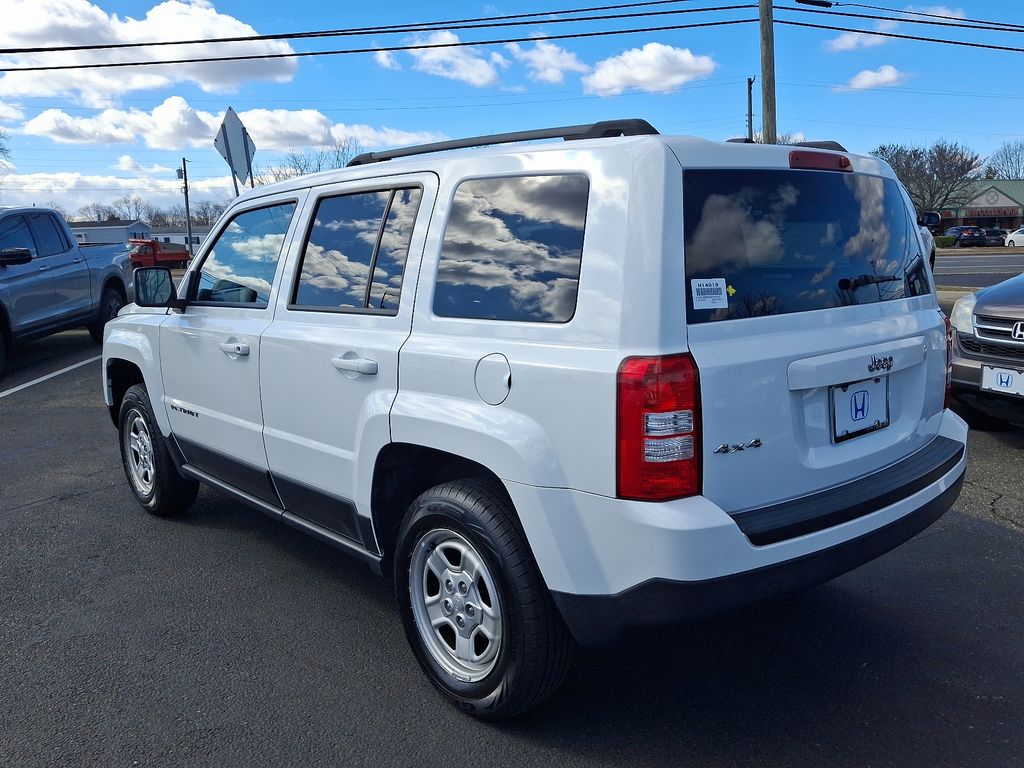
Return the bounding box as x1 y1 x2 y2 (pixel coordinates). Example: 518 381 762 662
617 353 701 501
941 310 952 409
789 150 852 172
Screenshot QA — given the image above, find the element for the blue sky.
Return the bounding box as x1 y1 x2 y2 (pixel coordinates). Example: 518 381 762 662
0 0 1020 214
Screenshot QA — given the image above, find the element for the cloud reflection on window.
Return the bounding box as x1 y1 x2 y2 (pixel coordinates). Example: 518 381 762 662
434 175 589 323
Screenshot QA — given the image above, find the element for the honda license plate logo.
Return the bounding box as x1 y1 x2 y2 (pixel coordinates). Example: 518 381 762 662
850 389 869 421
997 372 1014 389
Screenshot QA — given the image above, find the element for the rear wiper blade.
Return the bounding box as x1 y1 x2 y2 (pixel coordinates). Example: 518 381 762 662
837 274 901 290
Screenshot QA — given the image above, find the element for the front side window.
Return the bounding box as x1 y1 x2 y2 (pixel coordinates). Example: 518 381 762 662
195 202 296 307
0 215 37 257
434 174 589 323
683 169 930 323
28 215 69 256
293 187 422 312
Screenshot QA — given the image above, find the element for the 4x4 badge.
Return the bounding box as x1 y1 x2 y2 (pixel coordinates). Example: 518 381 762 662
868 354 894 373
714 438 763 454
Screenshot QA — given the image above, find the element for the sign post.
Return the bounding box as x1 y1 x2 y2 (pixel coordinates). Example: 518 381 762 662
214 107 256 195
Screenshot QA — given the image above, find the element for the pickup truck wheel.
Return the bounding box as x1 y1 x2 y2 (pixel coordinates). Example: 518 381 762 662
395 478 573 720
88 286 125 343
118 384 198 516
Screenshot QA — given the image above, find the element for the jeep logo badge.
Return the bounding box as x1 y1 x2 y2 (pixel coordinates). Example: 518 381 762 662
868 354 894 373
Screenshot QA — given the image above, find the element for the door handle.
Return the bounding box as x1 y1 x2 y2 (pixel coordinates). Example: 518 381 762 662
219 341 250 356
72 257 83 264
38 265 49 272
332 356 378 375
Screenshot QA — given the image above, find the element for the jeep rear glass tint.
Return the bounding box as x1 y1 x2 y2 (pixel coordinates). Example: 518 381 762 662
294 187 421 312
196 202 296 307
434 174 589 323
683 170 930 323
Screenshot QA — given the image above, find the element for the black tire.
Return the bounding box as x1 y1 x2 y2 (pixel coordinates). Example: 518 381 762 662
118 384 199 516
395 478 574 720
0 330 7 379
88 285 125 344
929 249 936 272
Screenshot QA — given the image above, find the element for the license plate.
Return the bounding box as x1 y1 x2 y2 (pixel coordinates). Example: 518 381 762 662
981 366 1024 397
831 376 890 443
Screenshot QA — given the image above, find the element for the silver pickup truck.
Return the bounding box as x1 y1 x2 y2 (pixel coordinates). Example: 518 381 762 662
0 207 133 377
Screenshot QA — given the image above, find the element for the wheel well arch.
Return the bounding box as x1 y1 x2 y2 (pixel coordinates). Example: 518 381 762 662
102 276 127 302
370 443 513 572
0 301 11 349
105 358 144 425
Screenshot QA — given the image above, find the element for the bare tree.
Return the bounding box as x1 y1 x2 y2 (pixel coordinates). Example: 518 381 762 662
73 202 117 222
872 140 984 211
110 194 148 220
984 140 1024 179
0 128 10 162
752 131 803 145
45 200 69 219
254 137 364 185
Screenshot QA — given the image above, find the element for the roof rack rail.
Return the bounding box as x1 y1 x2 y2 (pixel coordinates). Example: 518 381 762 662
347 118 659 167
794 140 848 152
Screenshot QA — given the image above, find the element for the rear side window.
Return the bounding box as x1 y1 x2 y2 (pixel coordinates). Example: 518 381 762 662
434 174 589 323
292 186 421 313
195 202 296 307
683 170 930 323
28 215 70 256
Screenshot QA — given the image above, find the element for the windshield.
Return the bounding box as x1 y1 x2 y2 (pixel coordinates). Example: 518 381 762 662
683 169 930 323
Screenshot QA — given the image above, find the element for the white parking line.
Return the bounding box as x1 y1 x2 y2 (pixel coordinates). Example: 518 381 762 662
0 355 101 400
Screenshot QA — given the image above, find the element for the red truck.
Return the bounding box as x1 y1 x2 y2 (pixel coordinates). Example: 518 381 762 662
128 239 190 269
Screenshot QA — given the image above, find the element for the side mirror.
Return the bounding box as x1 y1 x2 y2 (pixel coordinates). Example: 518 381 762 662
922 211 941 229
0 247 32 266
134 266 186 309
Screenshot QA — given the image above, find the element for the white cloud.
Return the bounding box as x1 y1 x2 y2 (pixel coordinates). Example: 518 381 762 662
0 0 297 106
374 50 401 70
490 51 511 70
114 155 173 175
0 102 24 122
507 41 589 84
844 65 908 90
582 43 715 97
0 170 235 212
408 30 501 87
18 96 443 152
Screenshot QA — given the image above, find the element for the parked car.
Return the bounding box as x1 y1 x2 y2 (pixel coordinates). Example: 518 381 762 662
128 239 190 270
949 273 1024 420
1004 226 1024 246
102 120 967 719
984 228 1008 247
944 226 986 247
0 207 132 377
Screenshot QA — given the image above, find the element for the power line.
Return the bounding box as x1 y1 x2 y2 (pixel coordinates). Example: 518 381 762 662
0 17 758 73
835 3 1024 32
777 5 1024 35
0 2 751 56
775 19 1024 53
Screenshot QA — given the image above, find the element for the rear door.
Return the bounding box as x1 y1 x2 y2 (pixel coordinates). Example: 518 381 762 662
260 175 435 542
681 165 946 513
28 213 92 319
159 197 302 505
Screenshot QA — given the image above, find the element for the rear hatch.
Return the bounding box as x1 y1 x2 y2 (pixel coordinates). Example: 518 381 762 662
681 162 947 514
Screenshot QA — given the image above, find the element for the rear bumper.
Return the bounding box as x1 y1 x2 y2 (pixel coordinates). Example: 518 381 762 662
551 474 963 644
506 410 967 645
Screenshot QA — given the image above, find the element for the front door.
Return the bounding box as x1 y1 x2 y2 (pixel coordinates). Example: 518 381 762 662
28 213 92 320
0 215 49 334
260 176 435 543
159 197 303 505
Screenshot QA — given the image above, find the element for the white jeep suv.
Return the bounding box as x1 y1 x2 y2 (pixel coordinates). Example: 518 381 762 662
103 119 967 719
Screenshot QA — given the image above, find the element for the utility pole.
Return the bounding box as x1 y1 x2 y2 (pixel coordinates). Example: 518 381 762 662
177 158 194 257
758 0 777 144
747 77 756 141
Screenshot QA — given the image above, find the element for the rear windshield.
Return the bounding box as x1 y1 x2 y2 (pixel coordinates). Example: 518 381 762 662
683 169 930 323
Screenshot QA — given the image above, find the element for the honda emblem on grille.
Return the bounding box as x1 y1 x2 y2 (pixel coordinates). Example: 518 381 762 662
850 390 869 421
997 372 1014 389
1013 321 1024 341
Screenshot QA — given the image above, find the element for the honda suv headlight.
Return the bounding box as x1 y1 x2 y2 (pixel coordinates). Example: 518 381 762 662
949 293 977 335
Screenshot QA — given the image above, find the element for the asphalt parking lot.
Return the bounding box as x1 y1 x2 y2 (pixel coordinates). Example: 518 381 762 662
1 328 1022 767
